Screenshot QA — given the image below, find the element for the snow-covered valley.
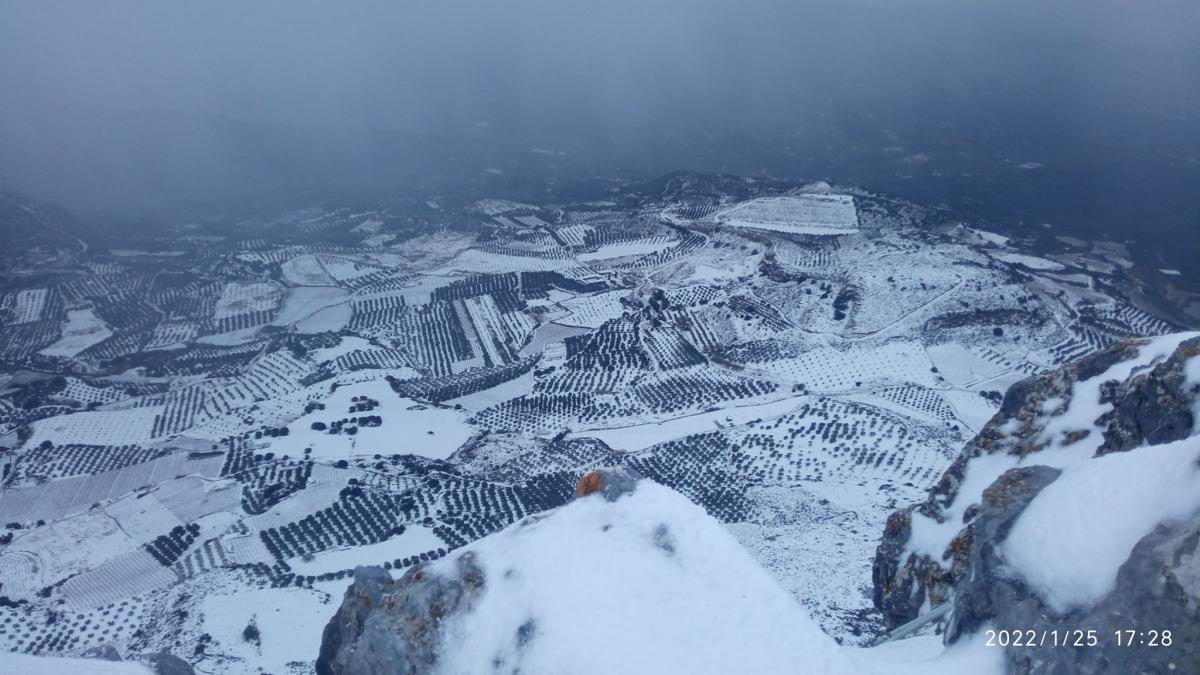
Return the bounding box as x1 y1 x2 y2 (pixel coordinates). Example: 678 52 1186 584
0 174 1194 674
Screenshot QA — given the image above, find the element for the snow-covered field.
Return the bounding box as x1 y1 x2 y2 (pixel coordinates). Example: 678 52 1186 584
557 289 630 328
265 377 473 460
38 308 110 357
573 395 804 452
273 286 348 327
990 251 1065 271
716 194 859 234
287 525 441 575
578 237 675 261
519 321 591 355
213 281 281 320
280 254 334 286
8 653 153 674
200 587 333 673
24 405 162 447
10 288 48 324
0 176 1183 672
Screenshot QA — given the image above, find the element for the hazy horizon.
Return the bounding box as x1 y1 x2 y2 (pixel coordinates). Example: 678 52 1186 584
1 0 1197 229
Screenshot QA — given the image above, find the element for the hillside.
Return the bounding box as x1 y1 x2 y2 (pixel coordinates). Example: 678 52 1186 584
0 175 1191 672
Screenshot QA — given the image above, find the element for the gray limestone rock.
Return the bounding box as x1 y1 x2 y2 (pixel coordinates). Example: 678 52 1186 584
316 554 486 675
964 506 1200 675
81 644 123 661
943 465 1062 643
140 652 196 675
316 468 649 674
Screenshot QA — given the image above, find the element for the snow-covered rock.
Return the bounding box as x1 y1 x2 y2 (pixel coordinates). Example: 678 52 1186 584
317 468 1000 675
874 332 1200 673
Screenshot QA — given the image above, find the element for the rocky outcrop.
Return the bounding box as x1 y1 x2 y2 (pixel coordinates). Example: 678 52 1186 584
942 465 1062 643
998 510 1200 675
575 465 641 500
315 554 486 675
943 465 1200 675
316 467 639 675
873 334 1200 674
1096 339 1200 455
141 652 197 675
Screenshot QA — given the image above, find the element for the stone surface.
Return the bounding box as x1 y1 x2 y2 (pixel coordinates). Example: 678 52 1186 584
317 467 645 674
316 555 485 675
576 466 641 501
142 652 197 675
82 644 123 661
943 465 1062 643
1097 339 1198 455
999 511 1200 675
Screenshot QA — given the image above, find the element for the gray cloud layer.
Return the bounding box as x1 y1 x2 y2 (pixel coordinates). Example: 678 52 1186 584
1 0 1197 218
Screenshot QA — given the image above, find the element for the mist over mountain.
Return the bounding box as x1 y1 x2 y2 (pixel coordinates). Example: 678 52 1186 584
3 4 1200 673
1 0 1197 241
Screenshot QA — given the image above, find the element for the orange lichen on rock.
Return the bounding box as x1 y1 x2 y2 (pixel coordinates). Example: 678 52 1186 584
576 470 604 498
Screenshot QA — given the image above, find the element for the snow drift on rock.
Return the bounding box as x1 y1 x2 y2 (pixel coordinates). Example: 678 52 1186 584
1003 435 1200 611
421 479 999 675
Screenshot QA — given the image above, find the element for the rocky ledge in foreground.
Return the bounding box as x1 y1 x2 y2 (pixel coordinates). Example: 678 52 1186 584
314 469 638 674
874 332 1200 674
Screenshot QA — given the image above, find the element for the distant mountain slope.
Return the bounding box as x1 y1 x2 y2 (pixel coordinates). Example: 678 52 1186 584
0 193 85 263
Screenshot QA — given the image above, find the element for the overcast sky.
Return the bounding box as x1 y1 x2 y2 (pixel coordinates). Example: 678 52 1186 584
1 0 1197 217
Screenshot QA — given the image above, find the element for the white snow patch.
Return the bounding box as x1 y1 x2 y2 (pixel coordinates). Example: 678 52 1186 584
38 308 112 358
430 479 1001 675
213 281 280 320
991 252 1065 271
273 286 348 327
200 587 332 674
295 302 351 333
574 396 803 452
24 405 163 447
433 480 855 675
352 218 383 233
281 254 334 285
961 226 1011 247
577 238 674 262
1003 437 1200 611
688 263 736 283
7 653 152 674
716 194 859 235
849 632 1004 675
266 377 473 460
287 525 442 575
